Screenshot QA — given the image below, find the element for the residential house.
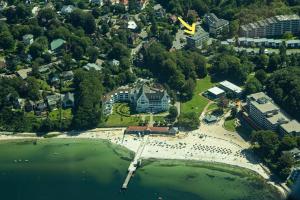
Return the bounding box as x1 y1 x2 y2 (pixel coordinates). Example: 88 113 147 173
89 0 103 6
38 65 50 74
61 5 75 14
35 101 47 115
282 148 300 162
50 39 66 52
83 63 102 71
137 0 149 10
169 15 178 24
50 75 60 86
13 98 25 109
46 94 61 110
62 92 75 108
22 34 34 45
25 100 35 112
110 59 120 66
16 68 32 80
61 70 74 81
128 20 137 30
153 4 166 18
0 1 7 11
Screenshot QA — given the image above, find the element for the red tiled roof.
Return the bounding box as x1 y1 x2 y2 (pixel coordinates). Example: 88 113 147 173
126 126 169 133
126 126 147 131
149 127 169 132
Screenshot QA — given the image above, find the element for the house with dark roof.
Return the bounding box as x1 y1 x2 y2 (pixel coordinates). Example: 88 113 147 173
61 70 74 81
46 94 61 110
25 100 35 112
62 92 75 108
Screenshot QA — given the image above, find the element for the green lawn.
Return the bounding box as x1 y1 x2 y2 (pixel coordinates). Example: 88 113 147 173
103 103 140 127
207 103 218 112
49 108 73 121
224 117 236 132
181 76 214 116
153 116 166 122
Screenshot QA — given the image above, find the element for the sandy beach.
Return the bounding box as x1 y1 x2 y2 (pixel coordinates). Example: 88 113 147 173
0 125 288 196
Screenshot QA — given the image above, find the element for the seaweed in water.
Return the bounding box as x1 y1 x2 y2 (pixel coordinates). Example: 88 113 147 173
224 177 236 181
185 173 198 181
120 156 132 162
206 174 215 178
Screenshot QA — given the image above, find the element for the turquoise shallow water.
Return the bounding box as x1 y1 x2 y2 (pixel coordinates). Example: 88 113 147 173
0 139 282 200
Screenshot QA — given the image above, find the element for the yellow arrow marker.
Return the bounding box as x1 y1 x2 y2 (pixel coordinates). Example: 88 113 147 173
178 17 196 35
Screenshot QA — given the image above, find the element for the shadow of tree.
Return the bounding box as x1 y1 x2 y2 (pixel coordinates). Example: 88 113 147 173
241 149 261 165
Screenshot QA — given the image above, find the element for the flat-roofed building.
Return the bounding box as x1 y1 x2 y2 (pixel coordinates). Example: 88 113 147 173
280 120 300 136
204 13 229 36
186 27 209 49
219 80 243 97
240 14 300 38
224 37 300 48
207 86 225 99
246 92 299 134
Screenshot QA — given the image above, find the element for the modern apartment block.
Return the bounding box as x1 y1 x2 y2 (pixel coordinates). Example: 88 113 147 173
246 92 300 136
224 37 300 48
240 15 300 38
186 27 209 49
102 83 170 116
204 13 229 36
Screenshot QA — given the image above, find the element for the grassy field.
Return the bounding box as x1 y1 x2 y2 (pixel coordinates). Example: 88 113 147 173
103 103 140 127
207 103 218 112
181 76 214 116
49 108 73 121
224 117 236 132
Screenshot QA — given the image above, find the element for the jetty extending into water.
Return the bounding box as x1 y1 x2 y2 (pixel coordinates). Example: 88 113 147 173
122 135 148 190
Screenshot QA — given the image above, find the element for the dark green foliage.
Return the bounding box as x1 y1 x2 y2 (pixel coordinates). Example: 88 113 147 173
72 70 103 130
266 67 300 121
211 54 252 84
142 42 206 101
244 77 263 95
177 112 199 130
0 31 15 50
251 130 298 179
168 106 178 121
70 10 96 34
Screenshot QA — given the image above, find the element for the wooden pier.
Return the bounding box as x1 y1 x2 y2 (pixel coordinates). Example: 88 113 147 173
121 136 148 190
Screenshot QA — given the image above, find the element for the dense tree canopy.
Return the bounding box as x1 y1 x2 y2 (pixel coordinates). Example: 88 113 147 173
266 67 300 121
72 70 103 130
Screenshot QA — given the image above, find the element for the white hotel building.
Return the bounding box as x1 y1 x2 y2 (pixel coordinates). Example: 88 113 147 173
102 84 170 115
246 92 300 136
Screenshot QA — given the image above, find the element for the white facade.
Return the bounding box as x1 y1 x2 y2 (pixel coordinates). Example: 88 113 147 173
103 85 170 115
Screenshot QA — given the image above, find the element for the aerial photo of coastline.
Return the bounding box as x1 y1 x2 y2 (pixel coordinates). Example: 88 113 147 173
0 0 300 200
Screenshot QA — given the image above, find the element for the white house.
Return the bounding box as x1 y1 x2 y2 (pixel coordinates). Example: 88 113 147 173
102 84 170 115
128 20 137 30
